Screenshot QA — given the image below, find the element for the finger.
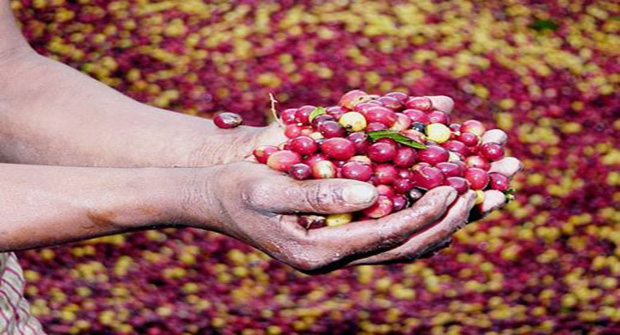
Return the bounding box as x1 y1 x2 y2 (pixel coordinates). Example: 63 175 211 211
480 190 506 213
347 191 476 265
306 187 457 261
426 96 455 114
418 238 452 259
481 129 508 145
249 177 379 214
489 157 522 178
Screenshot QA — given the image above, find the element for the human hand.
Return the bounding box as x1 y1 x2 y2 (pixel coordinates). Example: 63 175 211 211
184 161 464 273
237 95 522 215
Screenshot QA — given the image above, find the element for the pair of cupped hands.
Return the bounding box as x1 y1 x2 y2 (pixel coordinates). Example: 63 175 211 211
195 96 521 274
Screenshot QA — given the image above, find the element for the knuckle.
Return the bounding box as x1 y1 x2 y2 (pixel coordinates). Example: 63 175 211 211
243 180 269 209
305 183 338 212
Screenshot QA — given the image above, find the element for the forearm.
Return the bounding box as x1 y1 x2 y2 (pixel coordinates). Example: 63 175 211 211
0 52 265 167
0 163 206 252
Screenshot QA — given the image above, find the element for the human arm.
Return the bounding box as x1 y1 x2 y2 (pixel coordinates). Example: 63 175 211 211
0 160 468 272
0 0 280 168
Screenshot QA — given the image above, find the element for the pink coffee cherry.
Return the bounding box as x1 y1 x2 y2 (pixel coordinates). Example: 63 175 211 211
214 112 243 129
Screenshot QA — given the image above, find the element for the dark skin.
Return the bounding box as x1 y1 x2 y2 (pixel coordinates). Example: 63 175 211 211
0 0 521 273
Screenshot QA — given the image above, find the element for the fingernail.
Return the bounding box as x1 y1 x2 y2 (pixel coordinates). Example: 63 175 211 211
343 184 377 205
445 189 458 206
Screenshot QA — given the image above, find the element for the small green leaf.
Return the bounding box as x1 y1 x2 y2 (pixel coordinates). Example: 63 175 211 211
308 107 326 122
367 130 427 149
530 19 558 32
611 16 620 21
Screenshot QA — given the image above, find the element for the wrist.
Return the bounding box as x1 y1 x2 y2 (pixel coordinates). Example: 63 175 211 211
160 165 224 231
110 167 207 230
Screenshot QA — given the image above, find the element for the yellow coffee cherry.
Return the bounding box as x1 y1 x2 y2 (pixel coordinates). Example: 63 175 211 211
426 123 451 143
326 213 353 227
339 112 367 132
474 190 485 205
309 132 324 140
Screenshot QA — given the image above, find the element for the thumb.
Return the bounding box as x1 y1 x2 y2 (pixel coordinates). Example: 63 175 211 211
250 177 379 214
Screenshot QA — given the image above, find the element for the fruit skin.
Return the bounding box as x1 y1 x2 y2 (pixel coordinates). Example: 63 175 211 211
214 112 243 129
443 140 469 158
253 145 279 164
318 120 346 138
347 132 370 154
374 164 399 184
284 124 303 138
392 194 409 211
449 123 461 133
280 108 298 125
400 129 426 143
393 147 417 168
385 92 408 102
310 114 335 129
393 178 415 194
405 97 432 111
445 177 469 194
326 106 346 119
267 150 302 172
353 102 377 114
367 142 397 162
411 121 427 134
480 143 505 161
349 155 372 164
465 167 490 190
289 136 318 155
397 168 413 179
412 166 445 190
376 96 403 110
426 123 452 144
389 113 412 131
365 122 388 132
339 112 367 131
376 184 395 199
403 110 429 124
304 153 329 167
299 215 327 229
339 90 370 109
363 195 394 218
418 145 450 165
465 155 491 170
309 132 324 140
474 190 485 205
427 111 450 125
461 120 486 137
341 161 373 182
459 132 480 146
326 213 353 227
295 105 316 125
320 138 356 160
312 160 337 179
408 188 424 201
489 172 510 191
364 106 397 127
436 162 464 177
288 163 312 180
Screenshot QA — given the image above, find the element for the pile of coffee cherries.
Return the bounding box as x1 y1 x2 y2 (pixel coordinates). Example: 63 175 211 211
252 90 512 227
